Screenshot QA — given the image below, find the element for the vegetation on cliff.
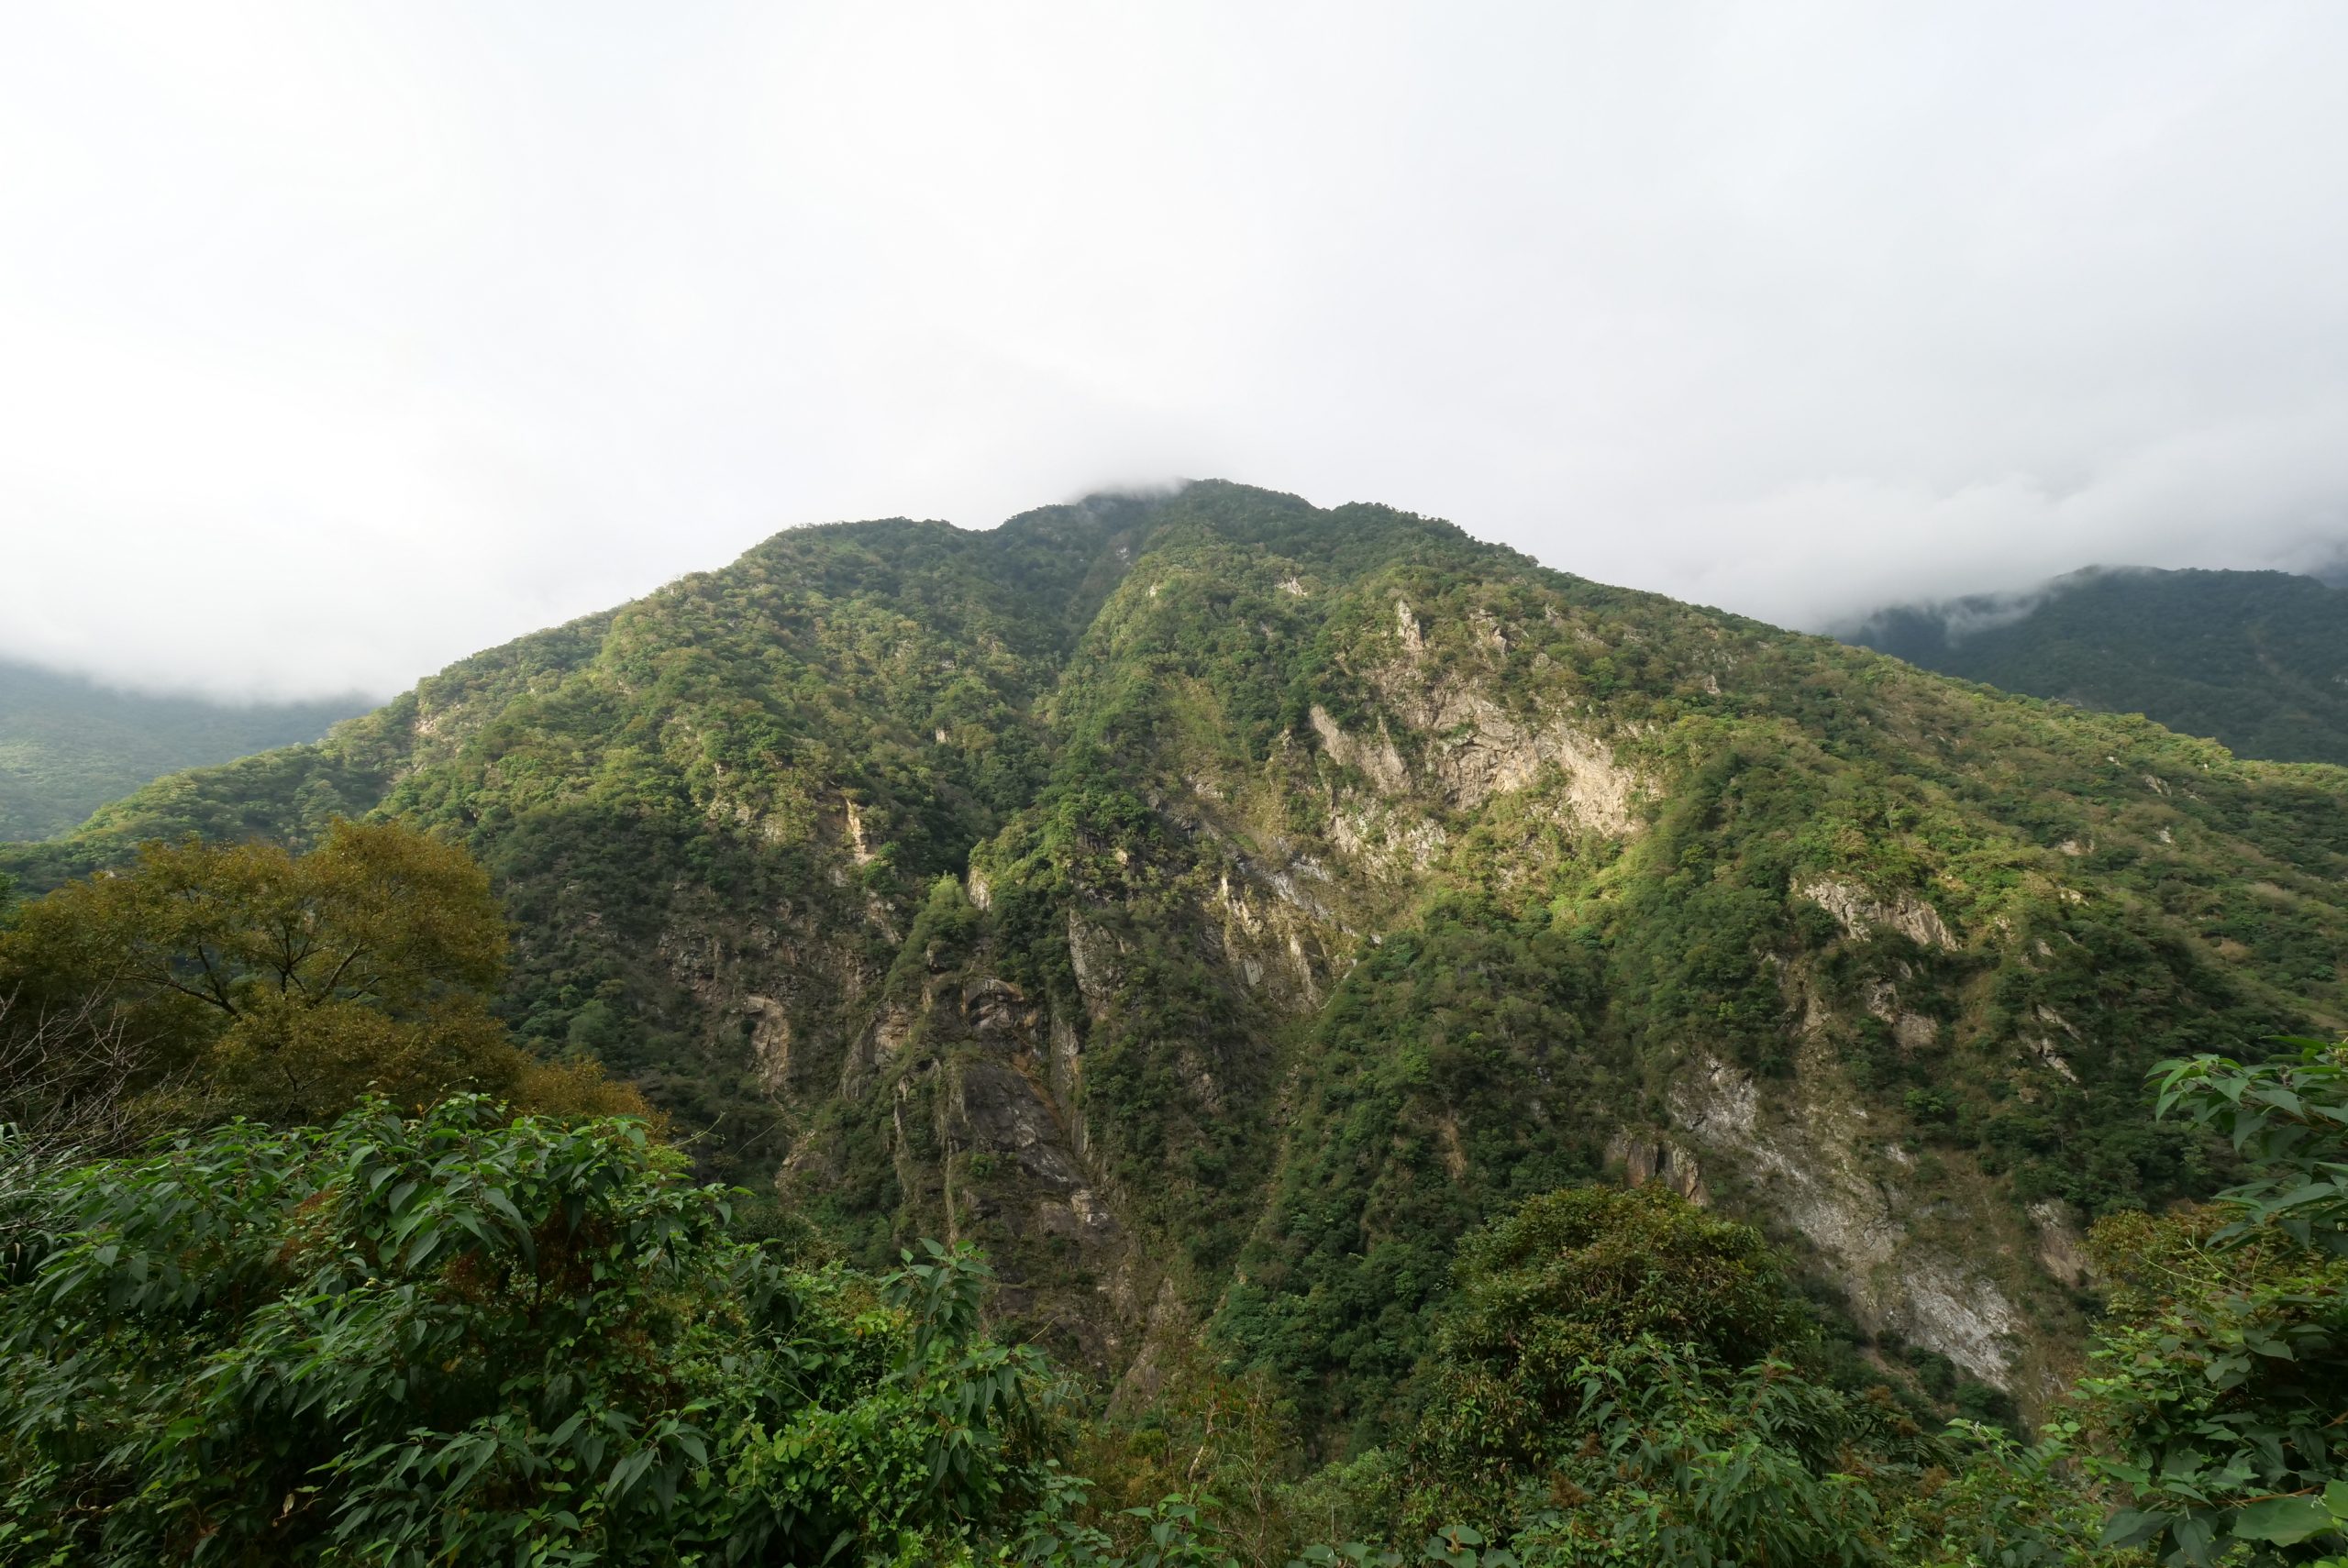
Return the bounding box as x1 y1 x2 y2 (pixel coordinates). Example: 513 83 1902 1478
2 1039 2341 1562
5 483 2347 1560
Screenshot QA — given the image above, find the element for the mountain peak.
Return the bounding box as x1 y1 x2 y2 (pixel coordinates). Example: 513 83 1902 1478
12 484 2348 1430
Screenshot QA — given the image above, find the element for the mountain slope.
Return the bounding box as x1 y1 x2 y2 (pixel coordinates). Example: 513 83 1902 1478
1844 566 2348 766
0 658 369 841
11 483 2348 1442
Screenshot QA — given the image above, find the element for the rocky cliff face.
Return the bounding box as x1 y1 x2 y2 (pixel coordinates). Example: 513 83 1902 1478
17 481 2348 1436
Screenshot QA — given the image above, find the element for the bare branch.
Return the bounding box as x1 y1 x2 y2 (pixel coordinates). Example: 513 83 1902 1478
0 986 173 1248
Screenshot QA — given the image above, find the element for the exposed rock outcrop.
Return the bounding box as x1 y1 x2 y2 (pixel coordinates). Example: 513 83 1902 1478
950 1059 1087 1192
2030 1200 2093 1289
1797 875 1959 950
743 994 792 1092
1309 705 1409 796
1067 915 1123 1020
1670 1052 2022 1388
1607 1132 1710 1204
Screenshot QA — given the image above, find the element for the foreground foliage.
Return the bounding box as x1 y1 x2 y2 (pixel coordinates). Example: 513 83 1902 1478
2064 1043 2348 1566
0 1097 1054 1565
1 1043 2343 1566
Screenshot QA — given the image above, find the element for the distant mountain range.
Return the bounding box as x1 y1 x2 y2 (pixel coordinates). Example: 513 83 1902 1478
1841 565 2348 767
0 659 371 842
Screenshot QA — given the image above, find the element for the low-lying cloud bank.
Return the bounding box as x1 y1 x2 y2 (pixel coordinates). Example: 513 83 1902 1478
5 3 2344 699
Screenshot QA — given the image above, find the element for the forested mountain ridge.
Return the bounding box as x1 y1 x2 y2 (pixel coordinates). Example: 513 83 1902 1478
0 657 369 841
1843 564 2348 766
10 482 2347 1442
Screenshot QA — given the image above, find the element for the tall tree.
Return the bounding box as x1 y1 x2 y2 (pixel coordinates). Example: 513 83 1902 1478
0 819 639 1132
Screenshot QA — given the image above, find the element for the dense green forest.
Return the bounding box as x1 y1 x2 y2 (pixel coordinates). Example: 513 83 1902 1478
0 657 369 841
5 482 2347 1561
2 858 2340 1561
1844 567 2348 767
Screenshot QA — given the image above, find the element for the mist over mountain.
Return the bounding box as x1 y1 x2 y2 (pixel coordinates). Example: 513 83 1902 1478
11 7 2348 702
2307 548 2348 589
1843 565 2348 767
0 658 372 841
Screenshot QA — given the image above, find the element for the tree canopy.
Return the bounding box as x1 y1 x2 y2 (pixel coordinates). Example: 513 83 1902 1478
0 1097 1055 1565
0 820 640 1148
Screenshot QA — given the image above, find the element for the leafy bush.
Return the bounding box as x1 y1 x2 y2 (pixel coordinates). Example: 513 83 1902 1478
0 1098 1057 1565
1385 1184 1933 1560
2064 1043 2348 1565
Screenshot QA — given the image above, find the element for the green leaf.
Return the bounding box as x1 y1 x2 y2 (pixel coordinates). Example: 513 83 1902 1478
2099 1508 2172 1550
2232 1495 2334 1546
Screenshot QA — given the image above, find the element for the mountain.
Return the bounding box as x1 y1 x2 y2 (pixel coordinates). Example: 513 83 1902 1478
0 657 371 842
1842 565 2348 766
9 482 2347 1441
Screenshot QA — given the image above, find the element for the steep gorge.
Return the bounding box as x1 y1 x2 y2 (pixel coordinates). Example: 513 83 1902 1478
13 481 2348 1441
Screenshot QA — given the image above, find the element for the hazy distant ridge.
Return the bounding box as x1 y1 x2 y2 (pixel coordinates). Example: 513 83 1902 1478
0 659 371 842
1842 565 2348 767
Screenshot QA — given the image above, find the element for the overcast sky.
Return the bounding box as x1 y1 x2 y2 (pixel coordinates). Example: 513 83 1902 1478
6 3 2346 700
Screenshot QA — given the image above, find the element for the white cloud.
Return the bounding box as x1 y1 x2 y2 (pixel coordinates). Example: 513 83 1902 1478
5 1 2345 697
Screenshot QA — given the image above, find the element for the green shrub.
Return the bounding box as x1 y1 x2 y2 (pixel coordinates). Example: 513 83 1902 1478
0 1097 1054 1565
